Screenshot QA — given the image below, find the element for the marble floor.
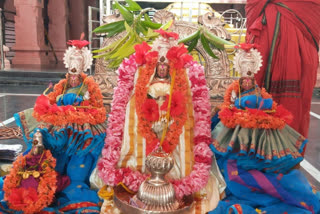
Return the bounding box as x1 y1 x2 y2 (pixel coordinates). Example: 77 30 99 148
0 84 320 190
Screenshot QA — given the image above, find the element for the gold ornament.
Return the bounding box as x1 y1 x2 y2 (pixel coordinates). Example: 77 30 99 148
22 172 29 179
33 171 40 178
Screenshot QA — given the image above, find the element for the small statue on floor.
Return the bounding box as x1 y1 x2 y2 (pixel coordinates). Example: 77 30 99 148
3 130 57 214
211 43 307 173
1 36 107 213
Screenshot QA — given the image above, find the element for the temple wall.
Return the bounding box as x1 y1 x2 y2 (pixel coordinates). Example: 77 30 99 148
0 0 98 67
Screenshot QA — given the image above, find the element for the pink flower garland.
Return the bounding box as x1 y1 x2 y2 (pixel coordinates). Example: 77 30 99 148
98 56 213 199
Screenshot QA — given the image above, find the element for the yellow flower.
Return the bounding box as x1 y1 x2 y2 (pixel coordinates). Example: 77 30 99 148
300 202 307 207
98 185 114 200
231 170 238 176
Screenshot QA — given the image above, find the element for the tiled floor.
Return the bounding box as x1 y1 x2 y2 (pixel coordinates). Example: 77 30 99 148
0 85 320 190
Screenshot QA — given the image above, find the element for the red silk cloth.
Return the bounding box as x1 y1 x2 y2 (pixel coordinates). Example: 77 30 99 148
246 0 320 137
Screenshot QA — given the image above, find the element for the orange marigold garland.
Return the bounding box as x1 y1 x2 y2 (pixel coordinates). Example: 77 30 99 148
135 59 189 154
33 73 106 126
219 80 293 129
3 150 57 214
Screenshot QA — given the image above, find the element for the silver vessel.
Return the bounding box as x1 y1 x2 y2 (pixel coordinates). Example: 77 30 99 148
136 148 178 211
114 148 194 214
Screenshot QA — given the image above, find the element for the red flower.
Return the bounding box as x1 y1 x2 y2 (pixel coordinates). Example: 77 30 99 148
166 44 193 69
235 43 259 52
194 135 212 145
146 51 159 65
273 105 293 124
134 41 152 65
194 155 212 165
162 140 174 153
67 40 90 49
62 105 75 112
49 104 63 114
34 95 50 115
161 92 185 117
146 138 159 155
141 98 159 121
8 187 38 208
155 29 179 40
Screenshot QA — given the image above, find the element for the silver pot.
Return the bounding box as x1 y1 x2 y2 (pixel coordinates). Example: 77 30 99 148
114 185 194 214
114 148 194 213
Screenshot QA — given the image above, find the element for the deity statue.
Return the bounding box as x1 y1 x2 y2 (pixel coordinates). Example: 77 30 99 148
209 44 320 214
211 43 307 173
97 30 225 213
230 46 272 110
2 130 58 214
0 39 107 213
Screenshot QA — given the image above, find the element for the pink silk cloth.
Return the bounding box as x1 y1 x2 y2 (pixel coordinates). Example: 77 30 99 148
245 0 320 139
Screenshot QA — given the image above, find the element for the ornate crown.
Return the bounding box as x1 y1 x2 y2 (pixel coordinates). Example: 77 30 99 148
233 43 263 77
63 39 93 74
151 29 179 63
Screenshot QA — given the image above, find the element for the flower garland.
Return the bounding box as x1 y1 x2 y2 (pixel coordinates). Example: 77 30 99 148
135 61 188 154
219 80 293 129
3 150 57 214
33 73 106 126
98 51 213 199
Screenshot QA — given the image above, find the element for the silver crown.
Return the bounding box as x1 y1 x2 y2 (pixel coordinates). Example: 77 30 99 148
233 48 263 77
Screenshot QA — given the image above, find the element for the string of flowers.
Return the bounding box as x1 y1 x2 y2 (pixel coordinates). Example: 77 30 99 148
135 59 189 154
33 73 106 126
219 80 293 129
3 150 57 214
98 43 213 199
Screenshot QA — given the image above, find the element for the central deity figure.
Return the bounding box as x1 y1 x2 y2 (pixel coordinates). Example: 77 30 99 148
97 30 225 213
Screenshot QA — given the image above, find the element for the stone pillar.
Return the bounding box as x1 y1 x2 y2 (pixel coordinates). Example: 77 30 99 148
47 0 68 64
69 0 87 40
1 45 11 69
12 0 49 65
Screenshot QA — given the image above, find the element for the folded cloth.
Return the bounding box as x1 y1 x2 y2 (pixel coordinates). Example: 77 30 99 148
0 144 23 161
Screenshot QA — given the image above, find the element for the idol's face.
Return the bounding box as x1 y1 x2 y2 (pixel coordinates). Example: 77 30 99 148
240 77 254 91
156 63 169 78
68 73 81 88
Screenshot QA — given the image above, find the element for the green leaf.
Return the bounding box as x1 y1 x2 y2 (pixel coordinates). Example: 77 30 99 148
93 52 110 58
93 33 129 54
92 45 110 53
124 21 132 32
136 21 148 35
108 58 123 68
144 13 152 22
141 20 162 29
124 0 142 11
161 19 173 30
110 34 136 59
178 30 200 44
106 23 126 37
187 37 199 53
200 33 218 59
204 28 234 49
93 20 125 33
145 28 159 39
114 1 134 23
